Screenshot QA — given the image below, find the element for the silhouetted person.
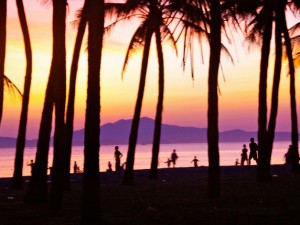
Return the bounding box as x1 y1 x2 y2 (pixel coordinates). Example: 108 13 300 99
284 145 293 165
107 161 112 172
73 161 78 174
164 158 172 168
171 149 178 167
27 160 35 176
241 144 248 166
249 137 258 165
191 156 199 167
114 146 123 174
235 158 240 166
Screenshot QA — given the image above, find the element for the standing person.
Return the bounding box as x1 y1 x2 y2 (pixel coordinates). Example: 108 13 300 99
191 156 199 167
283 145 293 164
249 138 258 165
27 160 35 176
114 146 123 174
171 149 178 167
73 161 78 174
241 144 248 166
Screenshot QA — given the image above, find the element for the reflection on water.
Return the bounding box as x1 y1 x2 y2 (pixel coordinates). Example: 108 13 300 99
0 141 291 178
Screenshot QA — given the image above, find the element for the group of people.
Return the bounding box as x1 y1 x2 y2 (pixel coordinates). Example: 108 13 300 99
110 147 200 172
237 137 298 166
236 137 259 166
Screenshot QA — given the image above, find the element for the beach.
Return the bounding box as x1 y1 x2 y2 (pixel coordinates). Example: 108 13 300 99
1 165 300 224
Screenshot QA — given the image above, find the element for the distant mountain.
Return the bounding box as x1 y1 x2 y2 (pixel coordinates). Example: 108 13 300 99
0 117 293 148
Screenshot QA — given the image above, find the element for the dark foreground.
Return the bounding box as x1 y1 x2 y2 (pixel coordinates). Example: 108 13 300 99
1 165 300 225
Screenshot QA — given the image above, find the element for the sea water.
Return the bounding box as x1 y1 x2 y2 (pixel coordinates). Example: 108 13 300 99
0 141 291 178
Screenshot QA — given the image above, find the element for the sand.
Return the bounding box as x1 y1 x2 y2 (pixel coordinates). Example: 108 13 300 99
1 165 300 224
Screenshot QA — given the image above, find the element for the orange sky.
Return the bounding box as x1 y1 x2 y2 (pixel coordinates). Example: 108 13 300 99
0 0 300 139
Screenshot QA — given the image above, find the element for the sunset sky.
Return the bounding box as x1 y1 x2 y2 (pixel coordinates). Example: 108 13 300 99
1 0 300 139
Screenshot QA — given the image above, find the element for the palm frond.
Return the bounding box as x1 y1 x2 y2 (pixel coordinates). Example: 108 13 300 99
160 24 178 56
221 43 234 65
121 20 149 78
3 75 22 99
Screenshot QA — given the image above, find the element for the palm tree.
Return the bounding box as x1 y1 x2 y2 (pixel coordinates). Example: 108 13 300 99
123 21 153 184
11 0 33 190
106 0 154 184
256 0 273 181
279 1 299 173
106 0 178 184
237 0 274 181
82 0 104 222
49 0 67 209
206 0 221 198
64 0 88 190
265 0 283 167
239 0 299 178
0 0 6 125
149 20 165 179
26 0 67 204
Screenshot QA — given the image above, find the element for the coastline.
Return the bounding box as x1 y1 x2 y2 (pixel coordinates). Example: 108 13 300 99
1 165 299 224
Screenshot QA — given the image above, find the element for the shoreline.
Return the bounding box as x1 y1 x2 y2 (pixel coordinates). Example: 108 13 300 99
0 163 290 180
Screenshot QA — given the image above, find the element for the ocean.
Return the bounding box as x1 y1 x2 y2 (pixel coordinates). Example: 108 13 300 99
0 141 291 178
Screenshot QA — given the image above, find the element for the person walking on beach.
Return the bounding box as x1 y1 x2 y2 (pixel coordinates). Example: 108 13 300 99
241 144 248 166
114 146 123 174
171 149 178 167
191 156 199 167
249 138 258 165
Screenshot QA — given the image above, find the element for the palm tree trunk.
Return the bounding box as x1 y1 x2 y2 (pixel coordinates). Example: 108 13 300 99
257 0 273 181
25 67 54 203
266 2 282 167
149 26 164 179
0 0 6 125
49 0 67 209
11 0 32 190
64 0 88 190
123 27 153 185
207 0 221 198
82 0 104 223
26 3 58 204
281 6 299 174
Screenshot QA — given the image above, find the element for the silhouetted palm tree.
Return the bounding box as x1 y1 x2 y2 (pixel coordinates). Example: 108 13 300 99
206 0 222 198
149 19 165 180
106 0 154 184
106 0 178 183
0 0 6 125
245 0 299 177
175 0 238 197
11 0 33 190
256 0 273 181
279 1 299 174
49 0 67 209
26 0 67 204
64 0 88 190
238 0 273 181
266 0 283 167
82 0 104 223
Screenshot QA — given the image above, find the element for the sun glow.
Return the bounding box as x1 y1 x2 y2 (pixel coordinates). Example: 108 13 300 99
1 1 300 139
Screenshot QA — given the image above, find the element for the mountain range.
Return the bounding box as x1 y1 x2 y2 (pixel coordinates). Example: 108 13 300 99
0 117 292 148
